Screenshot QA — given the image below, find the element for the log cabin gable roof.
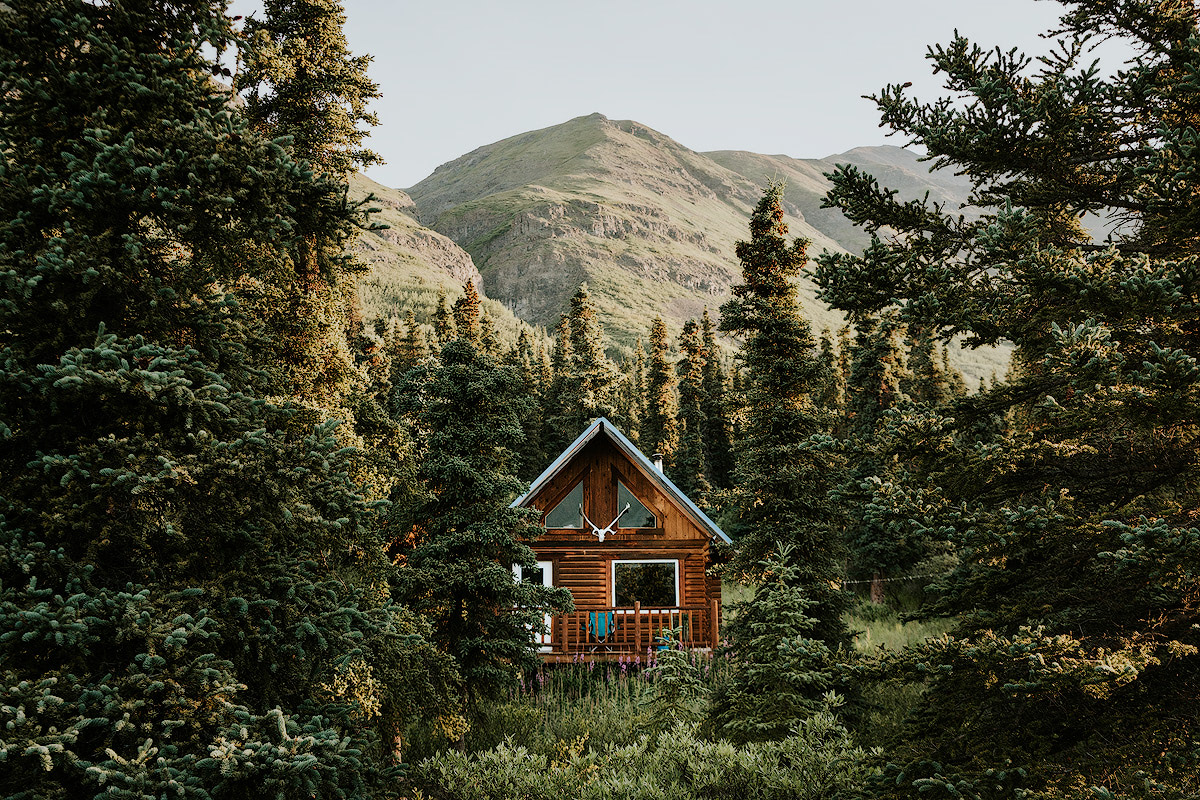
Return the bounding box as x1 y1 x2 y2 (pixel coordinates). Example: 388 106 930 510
512 418 732 544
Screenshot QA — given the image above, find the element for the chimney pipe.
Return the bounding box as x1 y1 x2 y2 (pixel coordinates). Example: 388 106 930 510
652 453 664 472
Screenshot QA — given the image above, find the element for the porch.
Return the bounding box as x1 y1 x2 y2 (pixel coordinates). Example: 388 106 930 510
538 600 721 662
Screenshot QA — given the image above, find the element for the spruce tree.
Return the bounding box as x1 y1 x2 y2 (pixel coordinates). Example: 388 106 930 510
817 327 848 420
506 329 548 481
902 325 952 407
839 314 931 604
627 337 648 443
0 2 453 795
451 280 482 347
567 283 621 423
719 184 850 647
240 0 381 177
641 315 679 463
707 550 839 744
673 320 710 499
699 311 736 490
541 315 574 455
816 2 1200 794
480 311 504 357
391 309 429 378
392 304 572 711
545 284 621 447
431 290 456 347
235 0 380 412
845 313 908 437
941 344 968 397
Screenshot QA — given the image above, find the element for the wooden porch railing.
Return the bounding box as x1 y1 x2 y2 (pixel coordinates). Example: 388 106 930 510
542 599 720 660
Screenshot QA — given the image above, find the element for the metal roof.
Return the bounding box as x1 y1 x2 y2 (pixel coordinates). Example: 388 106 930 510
511 417 732 544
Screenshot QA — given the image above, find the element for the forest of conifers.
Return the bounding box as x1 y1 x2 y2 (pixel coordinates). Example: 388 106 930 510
1 1 1197 798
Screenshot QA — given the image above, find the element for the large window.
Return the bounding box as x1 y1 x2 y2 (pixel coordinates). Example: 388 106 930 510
544 482 583 529
613 559 679 607
617 481 656 528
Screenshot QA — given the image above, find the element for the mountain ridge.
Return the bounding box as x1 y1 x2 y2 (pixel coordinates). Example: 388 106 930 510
405 114 851 347
356 113 1007 385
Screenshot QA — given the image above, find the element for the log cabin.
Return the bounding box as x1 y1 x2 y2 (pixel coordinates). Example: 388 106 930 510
510 417 731 661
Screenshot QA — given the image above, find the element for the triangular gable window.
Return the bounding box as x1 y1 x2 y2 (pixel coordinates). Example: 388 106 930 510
544 482 583 529
617 481 656 528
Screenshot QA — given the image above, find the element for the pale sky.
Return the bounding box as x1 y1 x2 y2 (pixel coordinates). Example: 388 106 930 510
236 0 1075 189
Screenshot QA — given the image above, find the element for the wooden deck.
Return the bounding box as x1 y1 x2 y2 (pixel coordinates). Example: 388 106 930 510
538 600 720 662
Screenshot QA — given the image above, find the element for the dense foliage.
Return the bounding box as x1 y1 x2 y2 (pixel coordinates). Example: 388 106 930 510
409 718 873 800
390 310 573 712
706 551 840 743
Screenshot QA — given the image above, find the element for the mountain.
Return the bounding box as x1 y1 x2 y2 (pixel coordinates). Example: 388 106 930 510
405 114 856 348
389 114 1006 385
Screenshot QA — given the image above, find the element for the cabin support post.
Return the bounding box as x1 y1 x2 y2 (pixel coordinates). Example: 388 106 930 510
634 601 642 654
710 598 719 649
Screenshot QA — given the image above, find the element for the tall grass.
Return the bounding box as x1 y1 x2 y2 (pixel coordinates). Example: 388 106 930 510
843 600 954 749
405 649 731 762
403 599 954 761
847 604 954 653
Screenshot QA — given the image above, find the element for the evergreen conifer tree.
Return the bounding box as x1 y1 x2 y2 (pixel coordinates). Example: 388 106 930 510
941 345 968 397
506 329 548 481
240 0 381 176
902 325 951 407
391 309 429 379
641 316 679 464
431 290 456 347
839 314 934 604
451 280 482 347
480 311 504 357
699 311 736 490
845 313 908 436
235 0 380 412
545 285 621 447
817 327 848 420
673 320 711 499
541 316 573 454
626 337 648 443
391 301 572 712
719 184 850 647
707 549 839 744
816 2 1200 794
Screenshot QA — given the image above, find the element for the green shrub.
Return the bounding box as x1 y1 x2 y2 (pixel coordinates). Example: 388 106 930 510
407 719 876 800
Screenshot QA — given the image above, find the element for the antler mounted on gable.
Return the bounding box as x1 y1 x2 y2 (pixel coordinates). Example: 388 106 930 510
581 503 629 543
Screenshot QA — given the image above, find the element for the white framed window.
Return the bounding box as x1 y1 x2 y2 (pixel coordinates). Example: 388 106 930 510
512 560 555 651
612 559 679 608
